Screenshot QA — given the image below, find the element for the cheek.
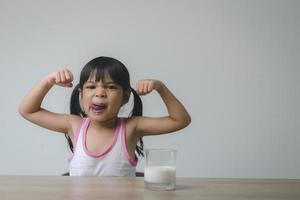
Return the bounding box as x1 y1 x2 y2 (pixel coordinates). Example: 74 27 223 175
111 94 124 107
81 94 92 108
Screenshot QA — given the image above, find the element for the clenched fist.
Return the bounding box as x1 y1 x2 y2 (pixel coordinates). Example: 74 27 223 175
135 79 162 95
47 69 74 87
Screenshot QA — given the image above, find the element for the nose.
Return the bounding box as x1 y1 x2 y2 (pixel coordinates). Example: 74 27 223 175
95 88 106 98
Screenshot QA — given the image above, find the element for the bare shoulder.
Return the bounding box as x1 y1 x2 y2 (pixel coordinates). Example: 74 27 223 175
124 117 142 152
67 115 83 139
125 117 140 137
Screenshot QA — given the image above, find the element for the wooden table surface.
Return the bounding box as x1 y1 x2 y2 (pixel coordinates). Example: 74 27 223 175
0 176 300 200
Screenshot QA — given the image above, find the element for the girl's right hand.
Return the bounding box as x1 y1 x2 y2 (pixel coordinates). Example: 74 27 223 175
46 69 74 87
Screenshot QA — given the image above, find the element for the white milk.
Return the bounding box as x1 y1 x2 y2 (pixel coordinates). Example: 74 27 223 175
144 166 176 183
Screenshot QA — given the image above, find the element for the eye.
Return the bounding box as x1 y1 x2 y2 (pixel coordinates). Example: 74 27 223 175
107 85 117 89
104 83 118 90
86 85 96 89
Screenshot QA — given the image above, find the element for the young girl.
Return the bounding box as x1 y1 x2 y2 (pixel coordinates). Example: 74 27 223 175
19 56 191 176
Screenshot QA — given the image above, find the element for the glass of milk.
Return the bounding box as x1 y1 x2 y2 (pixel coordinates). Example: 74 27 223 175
144 149 177 190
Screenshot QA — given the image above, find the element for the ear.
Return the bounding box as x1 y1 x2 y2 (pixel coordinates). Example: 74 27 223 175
122 90 130 106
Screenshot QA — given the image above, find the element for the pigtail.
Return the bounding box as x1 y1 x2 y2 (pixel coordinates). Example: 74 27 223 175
65 133 74 153
130 88 143 116
65 84 85 153
70 84 86 117
130 87 144 157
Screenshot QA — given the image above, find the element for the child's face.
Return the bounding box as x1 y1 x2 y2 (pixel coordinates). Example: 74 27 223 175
80 71 125 123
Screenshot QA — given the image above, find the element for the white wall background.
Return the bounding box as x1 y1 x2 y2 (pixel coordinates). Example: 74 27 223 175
0 0 299 178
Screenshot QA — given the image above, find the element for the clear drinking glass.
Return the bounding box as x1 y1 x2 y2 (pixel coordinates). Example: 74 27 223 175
144 149 177 190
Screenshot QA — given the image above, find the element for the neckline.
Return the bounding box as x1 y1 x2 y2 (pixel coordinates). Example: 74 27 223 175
82 118 121 158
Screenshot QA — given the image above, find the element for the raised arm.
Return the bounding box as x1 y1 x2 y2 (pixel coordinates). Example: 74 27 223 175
18 69 80 135
132 79 191 136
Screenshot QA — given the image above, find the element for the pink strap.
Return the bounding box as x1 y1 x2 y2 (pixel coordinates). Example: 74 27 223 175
121 118 138 166
72 118 88 152
68 118 88 162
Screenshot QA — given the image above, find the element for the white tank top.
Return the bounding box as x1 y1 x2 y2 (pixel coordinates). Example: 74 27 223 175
69 118 137 176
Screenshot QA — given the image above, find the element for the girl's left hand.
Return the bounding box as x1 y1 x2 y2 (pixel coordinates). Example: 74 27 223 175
135 79 162 95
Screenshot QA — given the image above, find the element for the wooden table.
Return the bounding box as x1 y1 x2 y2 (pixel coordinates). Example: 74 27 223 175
0 176 300 200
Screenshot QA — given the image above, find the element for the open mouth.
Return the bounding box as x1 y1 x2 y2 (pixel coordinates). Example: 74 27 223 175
91 103 107 114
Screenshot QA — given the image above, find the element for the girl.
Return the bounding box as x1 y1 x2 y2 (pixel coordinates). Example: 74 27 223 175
19 56 191 176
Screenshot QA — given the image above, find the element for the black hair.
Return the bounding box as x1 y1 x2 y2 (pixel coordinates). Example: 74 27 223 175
66 56 144 158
